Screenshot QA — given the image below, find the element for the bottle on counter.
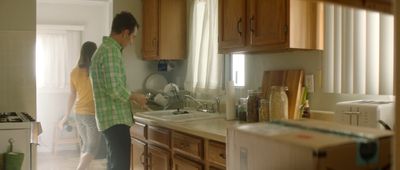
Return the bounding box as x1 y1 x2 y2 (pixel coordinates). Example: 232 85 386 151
302 100 311 118
225 81 236 120
258 99 269 122
246 90 260 122
237 98 248 121
269 86 288 121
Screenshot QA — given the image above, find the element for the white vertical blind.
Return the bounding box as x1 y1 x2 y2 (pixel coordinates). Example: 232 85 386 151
366 12 380 94
323 4 334 93
379 14 394 95
323 3 394 95
353 10 366 94
333 6 342 93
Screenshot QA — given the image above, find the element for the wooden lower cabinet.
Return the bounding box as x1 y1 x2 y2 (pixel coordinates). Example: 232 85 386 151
131 138 147 170
148 145 171 170
173 155 203 170
130 123 226 170
209 166 224 170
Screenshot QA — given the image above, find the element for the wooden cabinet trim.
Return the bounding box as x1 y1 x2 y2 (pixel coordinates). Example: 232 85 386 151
208 141 226 167
131 138 147 170
131 122 147 141
173 154 204 170
148 125 171 149
148 144 171 170
172 131 204 161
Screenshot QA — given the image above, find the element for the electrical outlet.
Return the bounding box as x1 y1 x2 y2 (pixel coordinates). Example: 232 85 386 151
305 74 314 93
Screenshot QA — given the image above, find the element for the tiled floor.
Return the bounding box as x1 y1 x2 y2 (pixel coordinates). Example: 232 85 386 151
37 150 107 170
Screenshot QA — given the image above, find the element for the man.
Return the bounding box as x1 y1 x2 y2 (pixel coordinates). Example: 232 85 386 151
90 11 146 170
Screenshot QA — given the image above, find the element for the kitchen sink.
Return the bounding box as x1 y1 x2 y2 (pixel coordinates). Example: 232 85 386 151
135 109 222 122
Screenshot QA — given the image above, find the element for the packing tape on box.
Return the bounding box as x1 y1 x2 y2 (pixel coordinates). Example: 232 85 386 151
270 120 379 165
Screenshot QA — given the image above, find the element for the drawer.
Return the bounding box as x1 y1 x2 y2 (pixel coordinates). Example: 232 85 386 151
172 131 203 160
147 125 171 148
131 122 147 141
208 141 226 167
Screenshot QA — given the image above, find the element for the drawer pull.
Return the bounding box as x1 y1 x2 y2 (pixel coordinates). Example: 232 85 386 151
148 152 152 170
140 152 145 165
179 143 190 149
219 153 226 159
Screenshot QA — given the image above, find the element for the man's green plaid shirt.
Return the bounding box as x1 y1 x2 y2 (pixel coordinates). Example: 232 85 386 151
90 36 132 131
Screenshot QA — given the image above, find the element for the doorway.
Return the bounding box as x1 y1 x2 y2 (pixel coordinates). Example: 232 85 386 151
36 0 112 169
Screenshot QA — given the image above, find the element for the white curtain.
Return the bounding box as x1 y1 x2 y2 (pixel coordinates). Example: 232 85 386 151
36 30 81 90
184 0 224 95
323 3 394 95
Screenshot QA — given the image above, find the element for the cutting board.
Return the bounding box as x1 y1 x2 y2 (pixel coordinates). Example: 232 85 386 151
261 69 304 119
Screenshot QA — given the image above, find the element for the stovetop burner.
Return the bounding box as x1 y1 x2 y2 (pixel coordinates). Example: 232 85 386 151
0 112 34 123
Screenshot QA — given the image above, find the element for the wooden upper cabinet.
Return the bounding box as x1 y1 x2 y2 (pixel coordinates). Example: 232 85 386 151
142 0 187 60
142 0 159 59
218 0 246 50
218 0 323 53
247 0 288 47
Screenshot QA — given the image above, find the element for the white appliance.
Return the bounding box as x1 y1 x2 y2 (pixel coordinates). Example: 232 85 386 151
335 100 394 130
0 112 40 170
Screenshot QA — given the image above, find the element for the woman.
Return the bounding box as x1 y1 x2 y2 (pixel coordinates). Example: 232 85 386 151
59 41 100 170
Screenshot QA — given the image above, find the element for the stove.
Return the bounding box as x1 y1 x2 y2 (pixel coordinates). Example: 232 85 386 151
0 112 35 123
0 112 40 170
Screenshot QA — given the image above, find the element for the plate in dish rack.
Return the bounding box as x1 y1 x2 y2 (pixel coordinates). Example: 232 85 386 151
143 73 168 93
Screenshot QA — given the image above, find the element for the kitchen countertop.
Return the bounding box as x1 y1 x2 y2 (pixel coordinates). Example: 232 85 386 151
133 113 243 143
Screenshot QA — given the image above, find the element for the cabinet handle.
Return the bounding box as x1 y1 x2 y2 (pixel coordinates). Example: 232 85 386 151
179 142 189 149
284 25 288 34
152 38 157 48
140 152 145 165
219 153 226 159
147 152 152 170
250 16 255 33
237 18 243 37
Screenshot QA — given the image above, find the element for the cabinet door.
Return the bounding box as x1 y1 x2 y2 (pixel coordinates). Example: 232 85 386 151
148 145 171 170
218 0 246 51
142 0 159 60
159 0 186 60
131 139 147 170
173 155 203 170
248 0 288 47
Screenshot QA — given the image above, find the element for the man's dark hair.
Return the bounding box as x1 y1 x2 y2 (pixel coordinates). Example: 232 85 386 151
111 11 139 35
78 41 97 68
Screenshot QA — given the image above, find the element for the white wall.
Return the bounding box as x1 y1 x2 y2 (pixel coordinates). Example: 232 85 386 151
37 0 111 45
0 0 36 116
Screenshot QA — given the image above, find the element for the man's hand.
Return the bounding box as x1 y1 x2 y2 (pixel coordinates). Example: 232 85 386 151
130 92 148 108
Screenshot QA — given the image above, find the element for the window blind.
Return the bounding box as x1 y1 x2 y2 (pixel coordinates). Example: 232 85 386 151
323 3 394 95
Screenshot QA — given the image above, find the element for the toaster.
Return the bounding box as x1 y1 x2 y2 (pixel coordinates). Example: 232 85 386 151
335 100 394 130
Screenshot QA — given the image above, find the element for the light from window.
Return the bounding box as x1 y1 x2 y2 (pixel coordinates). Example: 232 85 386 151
232 54 245 87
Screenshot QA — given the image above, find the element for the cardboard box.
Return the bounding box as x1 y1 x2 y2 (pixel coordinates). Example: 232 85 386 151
227 119 393 170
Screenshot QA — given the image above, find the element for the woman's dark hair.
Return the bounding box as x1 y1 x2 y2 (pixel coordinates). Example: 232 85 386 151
78 41 97 68
111 11 139 35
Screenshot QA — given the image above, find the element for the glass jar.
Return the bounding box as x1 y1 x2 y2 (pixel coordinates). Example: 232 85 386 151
269 86 288 121
246 90 260 122
237 98 248 121
258 99 269 122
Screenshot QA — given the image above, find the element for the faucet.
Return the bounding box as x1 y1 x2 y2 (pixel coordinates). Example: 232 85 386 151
183 95 216 113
